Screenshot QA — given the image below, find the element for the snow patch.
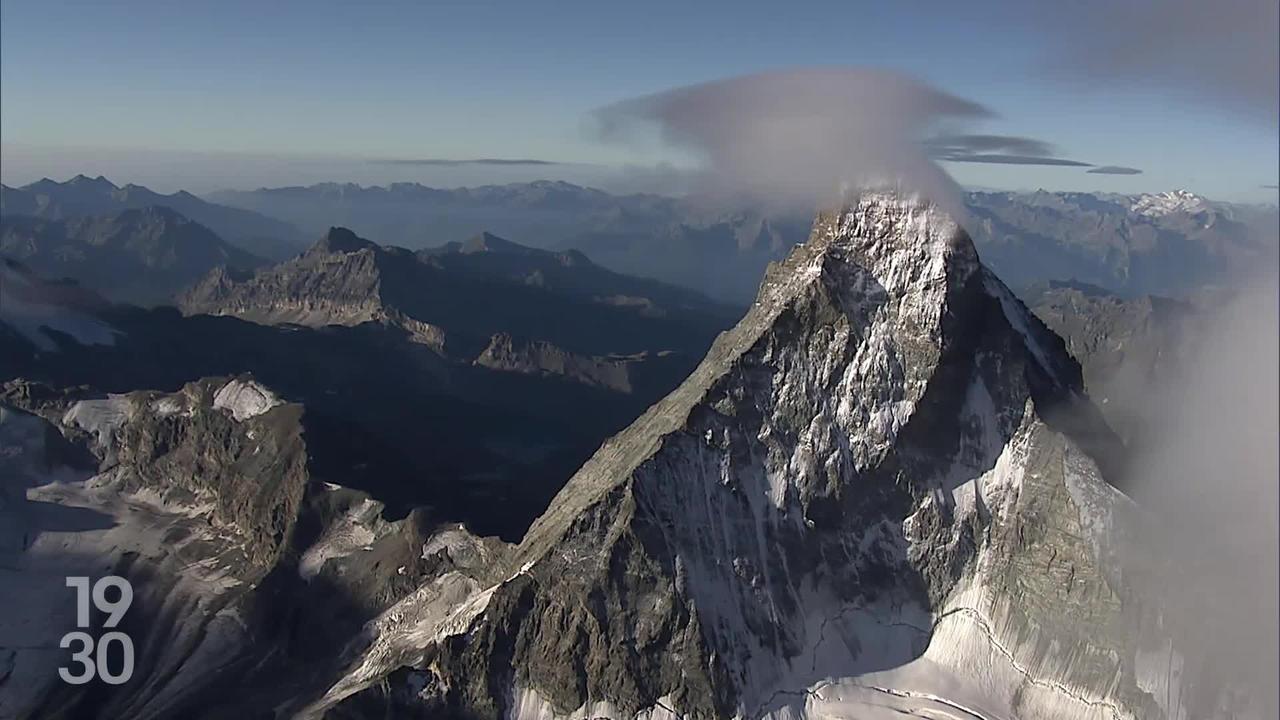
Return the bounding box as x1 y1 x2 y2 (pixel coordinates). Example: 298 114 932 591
1131 190 1211 218
213 379 282 421
62 396 131 452
508 686 682 720
0 263 120 350
298 498 381 580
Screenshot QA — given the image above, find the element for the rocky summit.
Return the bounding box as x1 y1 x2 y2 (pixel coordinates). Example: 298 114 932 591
300 191 1205 719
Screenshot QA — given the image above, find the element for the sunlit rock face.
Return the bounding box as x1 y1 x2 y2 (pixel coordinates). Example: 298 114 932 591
314 191 1224 720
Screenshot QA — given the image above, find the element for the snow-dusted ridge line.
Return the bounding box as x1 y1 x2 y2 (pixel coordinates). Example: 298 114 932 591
1130 190 1212 217
517 190 973 565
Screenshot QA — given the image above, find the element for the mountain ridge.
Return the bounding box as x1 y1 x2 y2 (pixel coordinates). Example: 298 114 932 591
180 226 736 358
208 179 1278 304
2 175 308 260
304 191 1189 720
1 206 266 306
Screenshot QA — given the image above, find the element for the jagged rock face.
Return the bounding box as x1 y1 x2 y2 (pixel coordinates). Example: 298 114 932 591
1 377 303 717
475 332 636 393
180 233 390 327
0 377 510 720
312 193 1204 719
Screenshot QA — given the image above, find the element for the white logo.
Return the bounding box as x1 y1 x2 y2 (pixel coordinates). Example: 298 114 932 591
58 576 135 685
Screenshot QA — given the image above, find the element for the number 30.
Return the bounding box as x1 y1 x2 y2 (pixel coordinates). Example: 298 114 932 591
59 577 135 685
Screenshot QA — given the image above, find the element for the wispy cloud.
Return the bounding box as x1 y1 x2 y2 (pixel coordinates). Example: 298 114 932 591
1026 0 1278 121
924 133 1095 167
369 157 568 167
1263 184 1280 190
925 134 1058 156
1087 165 1144 175
940 154 1092 167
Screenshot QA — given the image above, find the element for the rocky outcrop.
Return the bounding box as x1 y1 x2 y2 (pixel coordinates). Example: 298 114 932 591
178 231 389 326
475 332 635 393
0 376 509 720
179 227 735 358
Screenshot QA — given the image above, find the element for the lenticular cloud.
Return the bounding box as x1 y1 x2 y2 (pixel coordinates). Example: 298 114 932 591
591 68 990 213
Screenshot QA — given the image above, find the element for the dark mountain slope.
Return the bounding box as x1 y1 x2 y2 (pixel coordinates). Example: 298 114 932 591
1 174 308 260
1 206 265 305
180 227 737 358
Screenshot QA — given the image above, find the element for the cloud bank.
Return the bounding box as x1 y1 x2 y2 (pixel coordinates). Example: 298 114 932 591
942 154 1091 167
1125 276 1279 716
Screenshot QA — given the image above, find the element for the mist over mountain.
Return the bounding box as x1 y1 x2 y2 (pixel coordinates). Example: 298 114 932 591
1023 280 1206 446
1 175 309 260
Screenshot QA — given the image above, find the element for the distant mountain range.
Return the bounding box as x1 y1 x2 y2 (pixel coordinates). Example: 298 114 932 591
1 206 265 306
180 227 734 358
210 180 1278 304
6 177 1272 309
210 179 810 303
3 224 737 540
967 189 1277 297
1 174 308 260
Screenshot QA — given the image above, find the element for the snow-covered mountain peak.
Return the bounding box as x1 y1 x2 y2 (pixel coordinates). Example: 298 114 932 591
1131 189 1212 216
296 186 1210 720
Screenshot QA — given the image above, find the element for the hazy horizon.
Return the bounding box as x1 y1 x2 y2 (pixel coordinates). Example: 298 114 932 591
3 0 1277 203
3 145 1278 206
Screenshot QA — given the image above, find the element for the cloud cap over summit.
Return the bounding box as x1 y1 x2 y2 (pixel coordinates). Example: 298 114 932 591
591 68 991 212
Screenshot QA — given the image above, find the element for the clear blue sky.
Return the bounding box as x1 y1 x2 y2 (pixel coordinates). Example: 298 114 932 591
2 0 1277 200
